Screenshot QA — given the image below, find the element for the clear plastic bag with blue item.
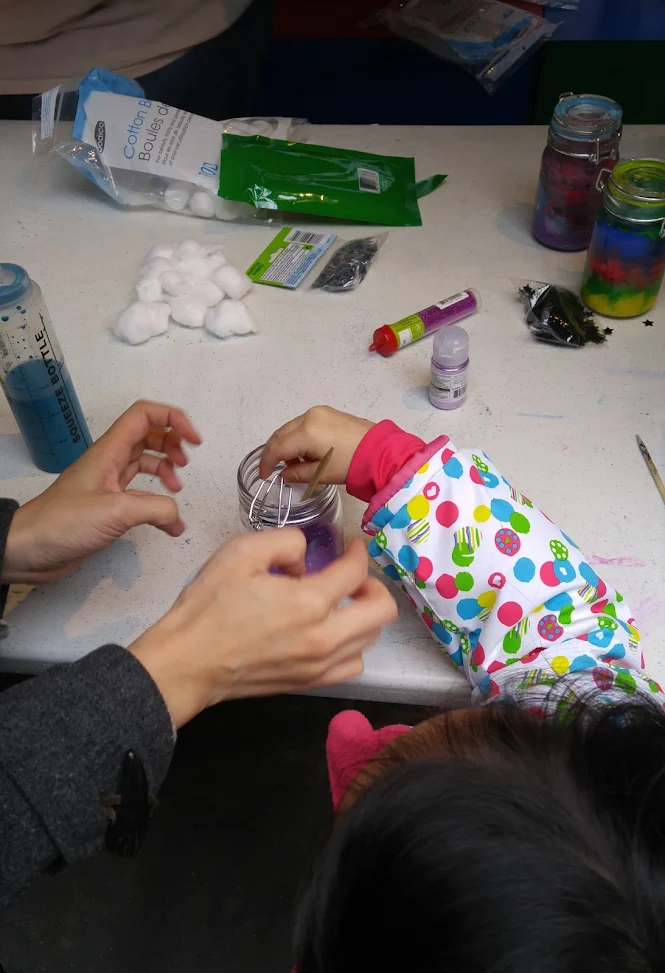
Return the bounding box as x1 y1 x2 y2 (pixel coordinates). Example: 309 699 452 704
375 0 557 93
32 67 308 222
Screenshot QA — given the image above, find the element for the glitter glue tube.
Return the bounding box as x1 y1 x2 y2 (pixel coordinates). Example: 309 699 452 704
369 289 480 357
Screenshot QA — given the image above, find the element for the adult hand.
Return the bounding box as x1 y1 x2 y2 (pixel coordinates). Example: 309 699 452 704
260 407 374 486
2 401 202 585
129 529 397 728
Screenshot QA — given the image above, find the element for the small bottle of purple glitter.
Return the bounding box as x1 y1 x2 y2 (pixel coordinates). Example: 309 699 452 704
429 325 469 411
238 445 345 574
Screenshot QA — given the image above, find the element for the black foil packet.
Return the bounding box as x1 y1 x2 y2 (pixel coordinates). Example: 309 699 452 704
518 281 607 347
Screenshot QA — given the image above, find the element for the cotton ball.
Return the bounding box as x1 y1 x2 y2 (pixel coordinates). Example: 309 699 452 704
211 263 251 300
170 296 207 329
114 301 170 345
214 196 244 221
137 256 173 279
214 199 256 221
200 251 229 277
204 300 256 339
189 191 216 218
173 255 214 279
116 187 150 206
146 244 175 262
136 275 163 302
190 253 228 281
164 182 192 212
160 271 200 297
204 243 228 259
195 279 225 307
174 238 205 261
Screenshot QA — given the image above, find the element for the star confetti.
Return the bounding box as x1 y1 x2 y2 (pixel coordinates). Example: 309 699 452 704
644 319 654 327
603 327 613 335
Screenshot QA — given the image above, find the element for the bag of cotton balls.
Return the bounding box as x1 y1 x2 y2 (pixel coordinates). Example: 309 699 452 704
114 238 256 345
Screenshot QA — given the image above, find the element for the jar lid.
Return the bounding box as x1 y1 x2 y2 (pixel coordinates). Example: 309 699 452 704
551 93 622 142
0 263 31 308
432 325 469 368
605 159 665 222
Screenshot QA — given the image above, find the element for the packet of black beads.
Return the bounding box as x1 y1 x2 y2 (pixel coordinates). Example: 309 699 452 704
310 233 388 292
517 280 608 347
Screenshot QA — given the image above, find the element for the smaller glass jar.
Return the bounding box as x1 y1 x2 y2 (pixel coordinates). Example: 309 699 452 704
532 93 623 252
238 445 345 574
581 159 665 318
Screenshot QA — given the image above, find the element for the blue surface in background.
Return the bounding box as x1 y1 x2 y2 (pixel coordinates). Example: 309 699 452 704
546 0 665 40
257 38 538 125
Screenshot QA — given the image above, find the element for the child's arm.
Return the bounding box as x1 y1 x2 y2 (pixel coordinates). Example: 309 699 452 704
262 409 653 706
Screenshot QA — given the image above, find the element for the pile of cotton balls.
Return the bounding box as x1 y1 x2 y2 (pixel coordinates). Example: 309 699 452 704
114 239 256 345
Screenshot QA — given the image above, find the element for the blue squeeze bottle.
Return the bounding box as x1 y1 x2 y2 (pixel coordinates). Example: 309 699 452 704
0 263 92 473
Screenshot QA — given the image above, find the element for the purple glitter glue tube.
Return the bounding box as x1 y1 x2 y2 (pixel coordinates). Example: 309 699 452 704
369 289 480 357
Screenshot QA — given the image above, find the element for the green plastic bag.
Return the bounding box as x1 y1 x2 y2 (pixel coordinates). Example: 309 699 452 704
218 134 446 227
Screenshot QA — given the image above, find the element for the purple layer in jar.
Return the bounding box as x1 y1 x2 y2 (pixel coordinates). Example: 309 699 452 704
533 145 617 252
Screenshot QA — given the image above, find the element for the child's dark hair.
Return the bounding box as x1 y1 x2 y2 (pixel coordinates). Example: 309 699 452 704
296 695 665 973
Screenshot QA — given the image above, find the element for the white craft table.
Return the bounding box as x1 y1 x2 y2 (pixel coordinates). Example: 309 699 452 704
1 122 664 705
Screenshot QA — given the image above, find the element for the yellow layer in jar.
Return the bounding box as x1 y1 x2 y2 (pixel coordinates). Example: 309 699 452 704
581 288 656 318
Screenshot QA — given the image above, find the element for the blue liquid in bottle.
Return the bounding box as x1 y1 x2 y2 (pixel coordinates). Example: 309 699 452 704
0 263 92 473
4 359 92 473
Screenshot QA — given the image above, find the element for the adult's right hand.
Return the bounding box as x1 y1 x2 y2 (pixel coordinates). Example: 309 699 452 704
129 529 397 728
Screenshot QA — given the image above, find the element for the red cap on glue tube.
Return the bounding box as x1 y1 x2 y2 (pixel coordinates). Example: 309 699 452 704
369 325 399 357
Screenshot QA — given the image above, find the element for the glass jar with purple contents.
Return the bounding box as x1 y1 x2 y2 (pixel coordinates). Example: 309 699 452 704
532 93 623 252
238 445 344 574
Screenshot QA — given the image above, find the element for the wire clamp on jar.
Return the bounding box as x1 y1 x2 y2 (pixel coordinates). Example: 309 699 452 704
248 470 293 530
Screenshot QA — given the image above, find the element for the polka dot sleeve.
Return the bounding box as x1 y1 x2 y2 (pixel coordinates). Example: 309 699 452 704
363 441 661 707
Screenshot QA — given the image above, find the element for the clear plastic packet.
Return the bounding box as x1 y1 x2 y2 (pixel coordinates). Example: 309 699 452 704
246 228 387 292
375 0 557 94
32 67 307 222
517 279 608 347
310 234 388 292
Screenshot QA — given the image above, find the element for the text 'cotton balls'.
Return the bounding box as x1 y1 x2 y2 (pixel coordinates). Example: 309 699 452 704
114 238 256 345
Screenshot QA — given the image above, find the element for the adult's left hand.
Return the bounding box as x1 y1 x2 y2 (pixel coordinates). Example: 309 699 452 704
2 400 202 585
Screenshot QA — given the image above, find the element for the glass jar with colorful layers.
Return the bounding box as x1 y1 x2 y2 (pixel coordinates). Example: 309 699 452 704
532 93 623 251
581 159 665 318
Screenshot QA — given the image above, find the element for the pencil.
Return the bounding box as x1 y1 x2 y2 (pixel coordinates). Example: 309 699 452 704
636 435 665 506
301 447 335 502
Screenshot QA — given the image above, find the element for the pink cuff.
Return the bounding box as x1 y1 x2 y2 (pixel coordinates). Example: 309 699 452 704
347 420 426 503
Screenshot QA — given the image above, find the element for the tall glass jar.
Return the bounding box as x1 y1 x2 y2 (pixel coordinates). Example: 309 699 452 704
238 445 345 574
581 159 665 318
532 93 623 252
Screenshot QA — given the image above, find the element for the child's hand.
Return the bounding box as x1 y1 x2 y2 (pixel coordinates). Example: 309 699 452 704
260 407 374 485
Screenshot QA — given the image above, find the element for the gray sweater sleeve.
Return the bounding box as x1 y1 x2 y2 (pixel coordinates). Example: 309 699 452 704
0 499 175 908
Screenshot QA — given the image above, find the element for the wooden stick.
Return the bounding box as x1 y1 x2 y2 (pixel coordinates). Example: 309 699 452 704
636 435 665 507
301 447 335 502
